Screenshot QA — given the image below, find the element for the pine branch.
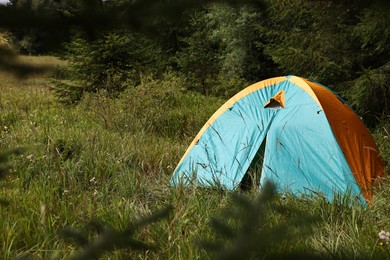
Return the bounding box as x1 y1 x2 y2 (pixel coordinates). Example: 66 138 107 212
61 206 172 259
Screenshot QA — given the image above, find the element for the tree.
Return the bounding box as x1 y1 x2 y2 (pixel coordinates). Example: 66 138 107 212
52 30 165 103
175 7 221 95
176 2 276 96
347 2 390 125
256 0 390 126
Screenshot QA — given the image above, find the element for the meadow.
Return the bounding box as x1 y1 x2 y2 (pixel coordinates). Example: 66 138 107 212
0 56 389 259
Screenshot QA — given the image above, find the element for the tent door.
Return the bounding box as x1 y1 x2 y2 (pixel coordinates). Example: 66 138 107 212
240 138 267 191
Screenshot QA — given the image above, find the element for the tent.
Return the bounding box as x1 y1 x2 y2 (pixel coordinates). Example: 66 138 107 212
170 75 384 204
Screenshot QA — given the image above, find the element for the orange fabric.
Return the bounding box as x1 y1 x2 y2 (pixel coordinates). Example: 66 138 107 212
303 79 385 201
264 90 285 109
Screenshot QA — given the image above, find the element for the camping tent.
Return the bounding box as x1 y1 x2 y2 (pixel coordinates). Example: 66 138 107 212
170 75 384 204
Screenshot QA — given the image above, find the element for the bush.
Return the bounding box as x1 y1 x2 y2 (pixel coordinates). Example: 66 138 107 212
372 116 390 173
118 72 223 139
346 64 390 127
51 32 165 104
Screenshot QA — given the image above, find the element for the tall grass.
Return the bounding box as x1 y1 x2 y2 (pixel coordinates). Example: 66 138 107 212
0 56 389 259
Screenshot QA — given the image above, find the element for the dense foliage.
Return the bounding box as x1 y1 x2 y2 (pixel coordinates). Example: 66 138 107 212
52 32 164 103
5 0 388 125
17 0 384 126
257 0 390 126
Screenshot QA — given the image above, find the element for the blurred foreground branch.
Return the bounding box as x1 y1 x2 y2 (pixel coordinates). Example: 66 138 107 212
0 148 24 207
61 205 172 259
0 0 264 76
200 181 323 259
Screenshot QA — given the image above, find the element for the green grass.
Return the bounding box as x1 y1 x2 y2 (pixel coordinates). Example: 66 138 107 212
0 56 389 259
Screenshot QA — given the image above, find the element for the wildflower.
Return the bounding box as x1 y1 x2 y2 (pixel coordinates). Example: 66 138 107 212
27 154 34 162
378 230 390 244
90 177 97 185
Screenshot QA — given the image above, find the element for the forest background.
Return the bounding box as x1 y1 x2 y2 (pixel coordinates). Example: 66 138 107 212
0 0 389 259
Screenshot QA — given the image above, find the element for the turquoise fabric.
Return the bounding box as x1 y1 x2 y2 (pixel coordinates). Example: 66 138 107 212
170 78 364 203
260 81 363 203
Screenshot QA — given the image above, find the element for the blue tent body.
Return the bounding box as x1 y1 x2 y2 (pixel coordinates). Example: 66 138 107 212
170 76 384 204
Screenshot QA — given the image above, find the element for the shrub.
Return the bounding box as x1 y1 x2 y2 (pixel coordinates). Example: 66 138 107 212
118 72 223 139
346 64 390 127
51 32 165 104
372 116 390 173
